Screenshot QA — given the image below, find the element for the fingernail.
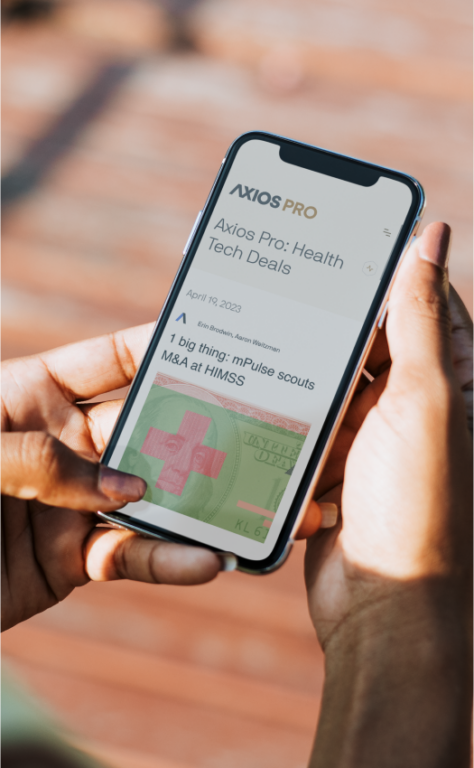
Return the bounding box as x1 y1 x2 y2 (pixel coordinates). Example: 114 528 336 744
219 552 238 572
99 465 147 502
320 502 338 528
418 222 451 269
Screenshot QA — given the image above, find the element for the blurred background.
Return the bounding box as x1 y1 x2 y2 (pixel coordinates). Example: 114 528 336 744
1 0 472 766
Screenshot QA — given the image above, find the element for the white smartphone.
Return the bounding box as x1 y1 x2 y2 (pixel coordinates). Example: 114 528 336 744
98 131 424 574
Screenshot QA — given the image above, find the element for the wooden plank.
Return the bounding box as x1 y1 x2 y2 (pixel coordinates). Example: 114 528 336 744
27 579 323 694
2 624 320 732
5 660 313 767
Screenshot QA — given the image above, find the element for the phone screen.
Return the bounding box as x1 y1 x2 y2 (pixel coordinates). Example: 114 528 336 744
105 136 419 562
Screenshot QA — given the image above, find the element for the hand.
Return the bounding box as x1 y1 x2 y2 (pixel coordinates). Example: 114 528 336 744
297 246 473 540
305 223 472 767
2 326 223 632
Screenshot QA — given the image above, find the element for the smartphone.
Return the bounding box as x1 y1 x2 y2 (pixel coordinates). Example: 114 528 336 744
98 131 424 574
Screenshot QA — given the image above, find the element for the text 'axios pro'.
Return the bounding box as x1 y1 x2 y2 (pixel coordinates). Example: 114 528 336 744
230 184 317 219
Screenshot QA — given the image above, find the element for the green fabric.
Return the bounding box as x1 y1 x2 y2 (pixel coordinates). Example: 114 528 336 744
1 668 98 766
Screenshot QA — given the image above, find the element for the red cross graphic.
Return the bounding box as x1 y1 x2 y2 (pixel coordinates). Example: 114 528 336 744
140 410 227 496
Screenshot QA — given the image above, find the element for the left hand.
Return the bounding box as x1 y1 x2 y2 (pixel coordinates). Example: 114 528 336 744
1 326 222 632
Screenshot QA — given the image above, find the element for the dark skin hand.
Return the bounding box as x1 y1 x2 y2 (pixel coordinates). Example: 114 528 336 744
297 264 472 539
295 323 393 536
1 328 224 632
304 222 473 768
2 224 472 638
0 312 344 632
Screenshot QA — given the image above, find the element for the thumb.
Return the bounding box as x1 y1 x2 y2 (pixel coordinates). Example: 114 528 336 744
387 222 453 380
1 431 146 511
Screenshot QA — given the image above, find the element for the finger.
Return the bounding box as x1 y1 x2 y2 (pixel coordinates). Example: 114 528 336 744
304 487 343 591
449 284 473 434
364 325 391 378
313 366 390 499
39 323 154 402
449 285 474 391
295 501 339 539
388 222 453 379
1 431 146 511
80 399 124 455
85 528 222 585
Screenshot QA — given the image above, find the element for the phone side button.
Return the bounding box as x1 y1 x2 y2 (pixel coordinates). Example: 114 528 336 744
183 210 203 256
378 301 389 329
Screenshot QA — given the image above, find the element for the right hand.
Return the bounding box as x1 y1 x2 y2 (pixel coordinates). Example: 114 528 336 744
298 230 473 539
303 223 472 768
304 223 472 643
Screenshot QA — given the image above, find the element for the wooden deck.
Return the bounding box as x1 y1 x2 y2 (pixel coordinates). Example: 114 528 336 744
2 1 472 765
2 542 322 768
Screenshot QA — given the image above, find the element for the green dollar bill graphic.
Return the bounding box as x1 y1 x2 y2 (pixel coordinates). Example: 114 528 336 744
118 378 308 543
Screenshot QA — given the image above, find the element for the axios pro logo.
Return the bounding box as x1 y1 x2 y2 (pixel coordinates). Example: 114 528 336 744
229 184 317 219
